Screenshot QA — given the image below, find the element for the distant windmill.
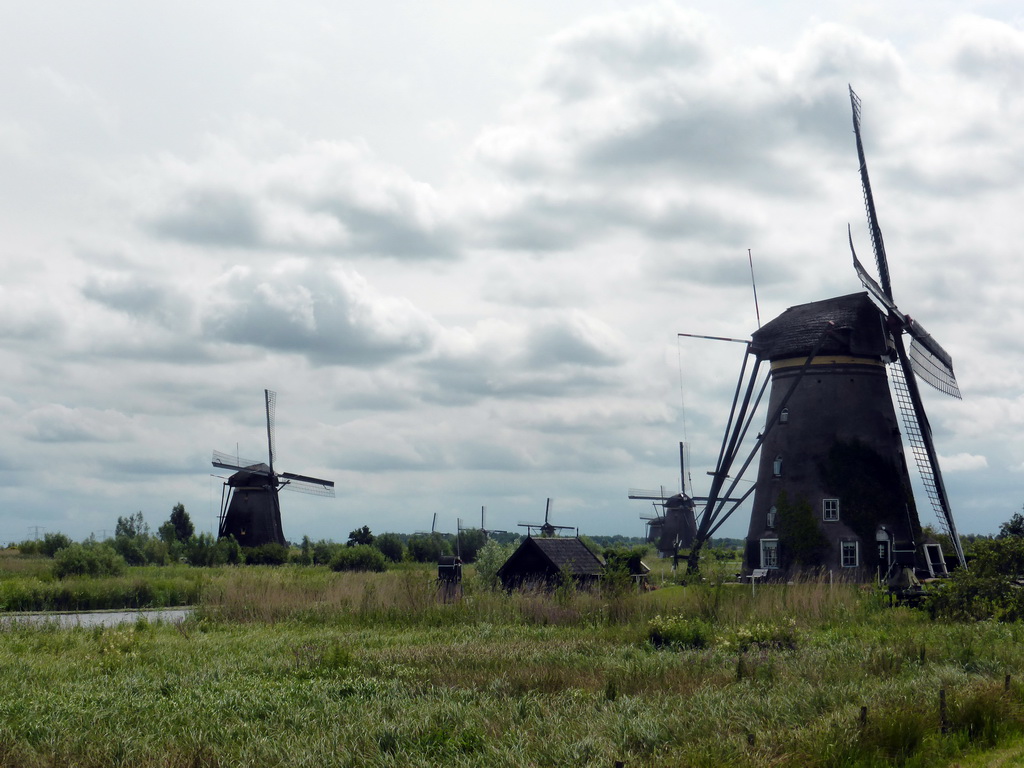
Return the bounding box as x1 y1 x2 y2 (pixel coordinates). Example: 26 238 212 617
479 506 508 539
518 498 576 538
629 442 744 560
415 512 439 536
212 390 335 547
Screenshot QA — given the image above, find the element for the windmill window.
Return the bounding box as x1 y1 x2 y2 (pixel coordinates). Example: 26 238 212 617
779 408 789 424
841 541 859 568
772 456 783 477
823 498 839 522
766 506 777 529
760 539 779 569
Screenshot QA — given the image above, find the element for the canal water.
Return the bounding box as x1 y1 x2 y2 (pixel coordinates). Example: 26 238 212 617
1 608 193 628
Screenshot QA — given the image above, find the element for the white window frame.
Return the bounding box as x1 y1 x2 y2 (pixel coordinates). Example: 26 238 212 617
822 498 839 522
772 456 782 477
766 506 777 529
760 539 779 569
780 407 789 424
841 540 858 568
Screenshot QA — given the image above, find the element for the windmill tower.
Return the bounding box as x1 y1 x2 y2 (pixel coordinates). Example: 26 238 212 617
741 88 963 578
212 390 335 547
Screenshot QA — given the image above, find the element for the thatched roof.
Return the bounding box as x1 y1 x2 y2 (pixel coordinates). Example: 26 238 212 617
497 537 605 588
750 292 889 361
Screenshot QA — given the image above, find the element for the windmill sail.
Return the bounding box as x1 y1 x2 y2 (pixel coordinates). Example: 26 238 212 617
213 449 269 473
851 85 893 299
907 333 960 399
889 358 965 565
848 86 965 569
265 389 277 475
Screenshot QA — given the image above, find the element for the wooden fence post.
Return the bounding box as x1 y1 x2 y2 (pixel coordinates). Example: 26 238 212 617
939 689 948 735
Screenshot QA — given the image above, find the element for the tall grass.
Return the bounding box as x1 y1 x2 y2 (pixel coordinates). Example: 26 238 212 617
3 566 1024 765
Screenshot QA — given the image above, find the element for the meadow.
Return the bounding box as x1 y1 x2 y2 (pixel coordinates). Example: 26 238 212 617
1 555 1024 766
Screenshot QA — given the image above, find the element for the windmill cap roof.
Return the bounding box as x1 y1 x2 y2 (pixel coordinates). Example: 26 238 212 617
228 463 274 487
751 292 889 361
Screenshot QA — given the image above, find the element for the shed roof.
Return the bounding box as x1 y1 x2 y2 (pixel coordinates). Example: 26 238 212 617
529 537 605 575
496 536 606 585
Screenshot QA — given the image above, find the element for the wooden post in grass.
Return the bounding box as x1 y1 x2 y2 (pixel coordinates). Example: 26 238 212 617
1006 674 1012 692
859 706 867 729
939 689 948 734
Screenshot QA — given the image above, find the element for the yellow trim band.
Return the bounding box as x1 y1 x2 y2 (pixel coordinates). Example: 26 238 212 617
771 355 884 371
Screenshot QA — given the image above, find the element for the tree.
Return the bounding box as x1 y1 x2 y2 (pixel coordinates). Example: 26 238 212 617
998 512 1024 539
407 533 451 562
347 526 375 547
39 532 72 557
169 503 194 542
455 528 487 563
115 512 148 539
374 533 405 562
775 491 827 569
473 539 517 589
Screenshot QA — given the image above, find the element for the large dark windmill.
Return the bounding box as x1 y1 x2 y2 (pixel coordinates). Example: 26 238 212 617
684 88 964 579
212 390 335 547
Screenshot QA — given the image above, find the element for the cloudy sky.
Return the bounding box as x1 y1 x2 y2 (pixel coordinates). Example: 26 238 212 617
2 1 1023 543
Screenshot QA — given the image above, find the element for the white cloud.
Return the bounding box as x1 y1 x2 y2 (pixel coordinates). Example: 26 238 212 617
1 1 1022 541
940 452 989 471
202 262 441 365
143 128 460 259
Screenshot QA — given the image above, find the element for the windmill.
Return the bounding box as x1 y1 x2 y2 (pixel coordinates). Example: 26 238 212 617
629 443 698 558
212 390 335 547
415 513 439 537
518 498 577 538
479 506 508 539
682 88 964 579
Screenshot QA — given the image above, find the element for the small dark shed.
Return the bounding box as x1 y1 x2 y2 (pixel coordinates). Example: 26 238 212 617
497 537 605 589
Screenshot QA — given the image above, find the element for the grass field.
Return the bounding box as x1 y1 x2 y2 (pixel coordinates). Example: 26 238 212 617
1 556 1024 766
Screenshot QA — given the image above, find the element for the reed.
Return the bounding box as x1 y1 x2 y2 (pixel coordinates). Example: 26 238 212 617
2 566 1024 766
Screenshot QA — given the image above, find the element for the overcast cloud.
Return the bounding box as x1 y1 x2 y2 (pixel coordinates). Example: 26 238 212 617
1 1 1023 542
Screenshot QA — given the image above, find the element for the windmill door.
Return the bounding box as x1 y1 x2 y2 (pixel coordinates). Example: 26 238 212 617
876 540 890 576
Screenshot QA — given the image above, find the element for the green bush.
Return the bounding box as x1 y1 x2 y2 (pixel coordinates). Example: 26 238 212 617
331 545 387 573
52 543 127 579
647 615 712 649
312 539 344 565
473 539 517 589
184 533 240 566
375 533 405 563
407 534 451 563
925 537 1024 621
244 543 290 566
727 619 799 652
40 532 73 557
